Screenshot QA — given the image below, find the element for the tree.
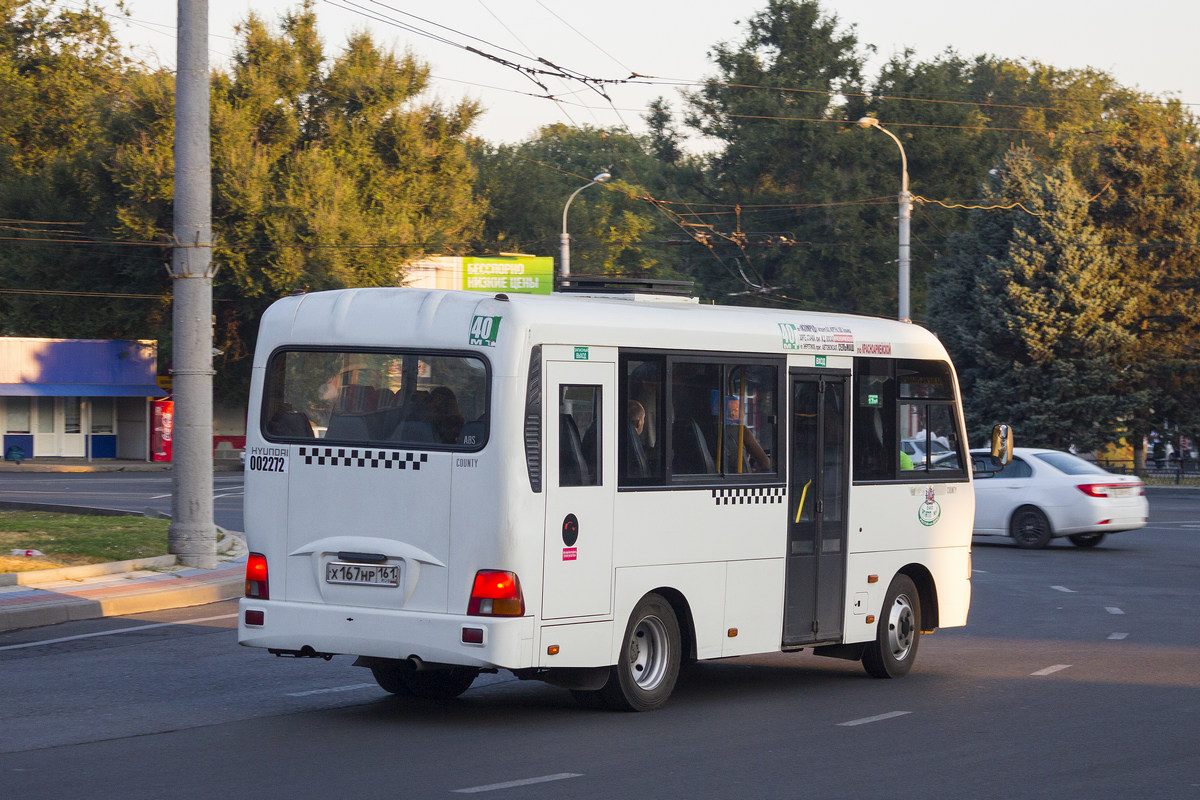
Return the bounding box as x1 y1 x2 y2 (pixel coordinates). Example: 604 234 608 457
471 123 683 280
928 148 1142 450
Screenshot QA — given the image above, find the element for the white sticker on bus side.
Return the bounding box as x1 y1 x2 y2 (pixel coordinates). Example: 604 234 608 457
246 445 289 473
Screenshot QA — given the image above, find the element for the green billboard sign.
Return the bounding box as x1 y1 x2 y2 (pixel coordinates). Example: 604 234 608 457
462 256 553 295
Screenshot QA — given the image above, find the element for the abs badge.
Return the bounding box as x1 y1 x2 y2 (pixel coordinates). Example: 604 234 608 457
918 486 942 527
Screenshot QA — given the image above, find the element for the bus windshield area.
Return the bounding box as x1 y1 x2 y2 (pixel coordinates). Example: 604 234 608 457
261 349 488 449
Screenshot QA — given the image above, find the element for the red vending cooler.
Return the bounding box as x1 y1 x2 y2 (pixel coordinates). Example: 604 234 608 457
151 399 173 462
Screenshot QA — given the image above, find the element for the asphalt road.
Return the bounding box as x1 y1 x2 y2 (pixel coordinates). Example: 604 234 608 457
0 471 245 531
0 490 1196 799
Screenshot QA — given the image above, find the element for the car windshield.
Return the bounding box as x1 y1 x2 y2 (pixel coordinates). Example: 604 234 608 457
1032 451 1111 476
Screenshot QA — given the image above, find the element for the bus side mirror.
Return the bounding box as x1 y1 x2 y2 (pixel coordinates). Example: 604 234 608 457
991 424 1013 465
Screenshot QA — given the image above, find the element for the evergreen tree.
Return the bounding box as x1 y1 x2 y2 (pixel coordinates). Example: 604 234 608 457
928 148 1142 450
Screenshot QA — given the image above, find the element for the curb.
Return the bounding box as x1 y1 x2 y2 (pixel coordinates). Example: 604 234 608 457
0 564 245 632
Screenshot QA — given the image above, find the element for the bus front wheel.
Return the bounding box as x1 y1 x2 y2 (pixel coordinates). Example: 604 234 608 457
599 594 681 711
862 574 921 679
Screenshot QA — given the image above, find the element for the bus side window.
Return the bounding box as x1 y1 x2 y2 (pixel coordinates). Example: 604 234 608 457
560 385 600 487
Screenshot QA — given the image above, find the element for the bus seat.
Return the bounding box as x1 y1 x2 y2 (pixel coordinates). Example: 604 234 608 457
325 413 370 442
391 420 435 445
672 419 716 475
560 414 589 486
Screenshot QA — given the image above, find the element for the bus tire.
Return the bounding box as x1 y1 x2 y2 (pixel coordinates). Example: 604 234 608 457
601 594 681 712
399 666 479 700
369 662 412 695
1010 505 1053 549
862 574 921 679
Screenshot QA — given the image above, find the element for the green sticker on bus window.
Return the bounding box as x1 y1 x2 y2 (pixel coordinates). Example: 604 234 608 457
469 315 501 347
867 393 881 406
574 346 589 360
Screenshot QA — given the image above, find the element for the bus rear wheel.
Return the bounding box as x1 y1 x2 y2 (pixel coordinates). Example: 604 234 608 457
399 666 480 700
599 594 681 712
862 574 921 679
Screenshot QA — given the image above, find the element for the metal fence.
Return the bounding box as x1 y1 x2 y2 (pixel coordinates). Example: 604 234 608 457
1096 458 1200 486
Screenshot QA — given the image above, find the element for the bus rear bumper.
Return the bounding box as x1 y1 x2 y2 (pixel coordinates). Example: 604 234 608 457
237 598 536 670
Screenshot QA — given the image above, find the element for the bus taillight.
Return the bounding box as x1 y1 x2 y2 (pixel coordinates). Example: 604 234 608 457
246 552 269 600
468 570 525 616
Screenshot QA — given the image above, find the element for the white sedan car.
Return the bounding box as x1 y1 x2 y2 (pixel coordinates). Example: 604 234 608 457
971 447 1148 548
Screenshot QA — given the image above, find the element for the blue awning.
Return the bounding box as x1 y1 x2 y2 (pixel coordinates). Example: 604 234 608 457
0 383 167 398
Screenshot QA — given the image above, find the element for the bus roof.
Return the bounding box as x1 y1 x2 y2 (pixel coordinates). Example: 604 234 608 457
254 288 949 375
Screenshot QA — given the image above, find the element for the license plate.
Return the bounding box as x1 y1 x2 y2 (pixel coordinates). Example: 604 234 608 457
325 561 400 587
1112 487 1134 497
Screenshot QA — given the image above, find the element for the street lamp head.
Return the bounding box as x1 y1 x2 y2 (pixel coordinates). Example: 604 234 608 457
593 172 611 183
857 116 880 129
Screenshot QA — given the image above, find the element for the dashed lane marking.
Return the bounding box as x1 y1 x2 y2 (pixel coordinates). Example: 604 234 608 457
1050 586 1075 593
1031 664 1072 676
286 683 376 697
453 774 584 794
837 711 912 727
1106 607 1125 615
1108 632 1129 640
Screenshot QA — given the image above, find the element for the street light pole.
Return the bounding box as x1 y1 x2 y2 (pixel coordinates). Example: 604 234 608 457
858 117 912 322
560 171 611 286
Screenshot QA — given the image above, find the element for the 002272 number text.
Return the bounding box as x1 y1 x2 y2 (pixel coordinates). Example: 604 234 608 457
248 455 286 472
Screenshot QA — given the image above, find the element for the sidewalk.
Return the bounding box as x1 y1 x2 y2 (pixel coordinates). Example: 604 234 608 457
0 519 246 634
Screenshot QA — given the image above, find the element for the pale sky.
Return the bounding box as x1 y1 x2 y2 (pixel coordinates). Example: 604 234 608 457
85 0 1199 147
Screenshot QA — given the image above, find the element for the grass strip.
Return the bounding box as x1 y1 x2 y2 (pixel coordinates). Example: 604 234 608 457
0 511 169 572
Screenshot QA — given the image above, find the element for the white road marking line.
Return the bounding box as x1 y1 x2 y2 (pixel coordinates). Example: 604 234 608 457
286 683 376 697
1050 585 1075 593
1108 632 1129 640
0 613 238 651
1106 607 1125 615
1031 664 1072 676
972 569 989 574
837 710 912 727
453 774 583 794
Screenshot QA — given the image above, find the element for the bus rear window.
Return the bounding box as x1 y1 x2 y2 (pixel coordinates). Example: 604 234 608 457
261 349 488 449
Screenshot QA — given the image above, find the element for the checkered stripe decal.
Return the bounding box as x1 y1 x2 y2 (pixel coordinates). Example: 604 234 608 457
711 486 786 505
298 446 429 470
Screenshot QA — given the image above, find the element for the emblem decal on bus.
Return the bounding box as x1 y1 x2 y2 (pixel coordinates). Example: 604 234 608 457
918 486 942 526
469 315 501 347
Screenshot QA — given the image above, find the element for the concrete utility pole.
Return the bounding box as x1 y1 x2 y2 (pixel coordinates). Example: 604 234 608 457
168 0 216 569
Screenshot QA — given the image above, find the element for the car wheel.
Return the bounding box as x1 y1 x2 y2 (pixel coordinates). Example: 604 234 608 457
1010 505 1053 549
399 666 479 700
600 593 681 712
862 574 921 679
1068 533 1106 548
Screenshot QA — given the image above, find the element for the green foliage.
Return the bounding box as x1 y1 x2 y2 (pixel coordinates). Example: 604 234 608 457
928 149 1144 450
0 1 485 402
470 123 684 280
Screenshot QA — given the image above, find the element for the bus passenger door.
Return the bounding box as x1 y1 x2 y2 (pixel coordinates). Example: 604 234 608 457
783 371 850 647
542 359 616 620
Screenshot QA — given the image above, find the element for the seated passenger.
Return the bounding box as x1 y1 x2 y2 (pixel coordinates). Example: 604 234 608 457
426 386 465 444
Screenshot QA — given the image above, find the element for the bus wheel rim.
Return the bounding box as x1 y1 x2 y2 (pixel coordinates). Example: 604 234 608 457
887 594 915 661
630 615 669 691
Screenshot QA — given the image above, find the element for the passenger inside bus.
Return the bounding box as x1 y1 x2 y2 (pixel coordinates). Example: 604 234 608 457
723 395 771 473
427 386 466 444
626 400 649 478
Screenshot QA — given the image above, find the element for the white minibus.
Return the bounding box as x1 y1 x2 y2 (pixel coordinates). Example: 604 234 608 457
239 280 985 710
